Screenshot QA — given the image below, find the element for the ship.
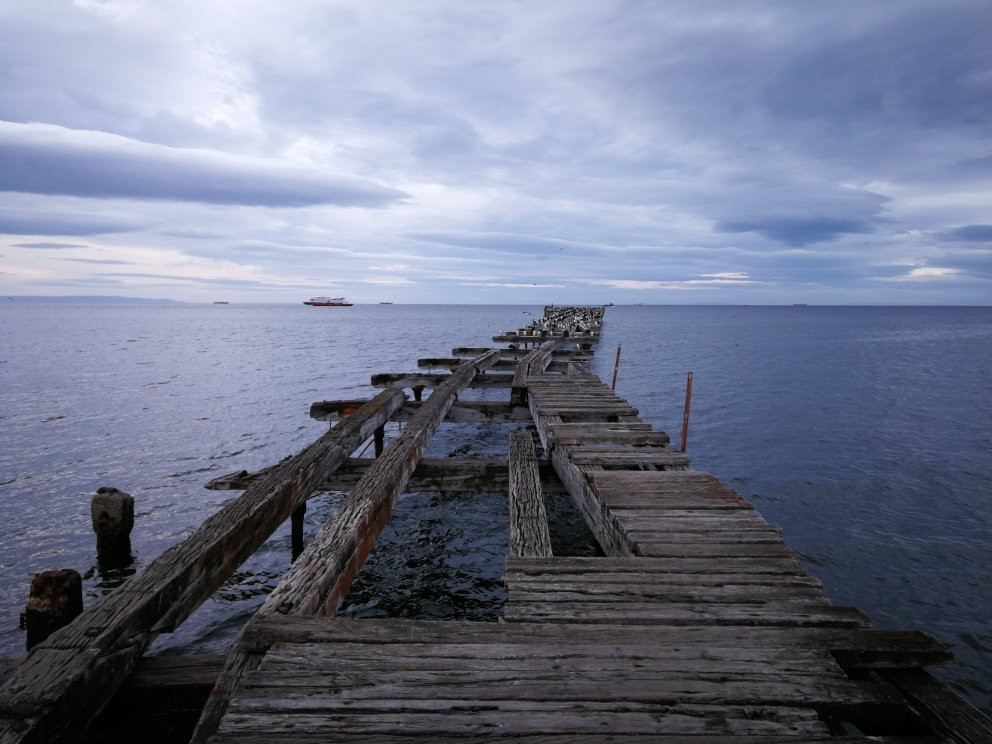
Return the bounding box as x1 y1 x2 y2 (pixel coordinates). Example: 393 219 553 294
303 297 353 306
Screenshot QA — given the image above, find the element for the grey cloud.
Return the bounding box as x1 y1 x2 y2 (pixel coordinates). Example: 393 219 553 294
98 272 273 287
715 217 875 247
0 121 406 207
409 232 583 256
59 258 133 265
943 225 992 242
0 208 145 236
12 241 87 249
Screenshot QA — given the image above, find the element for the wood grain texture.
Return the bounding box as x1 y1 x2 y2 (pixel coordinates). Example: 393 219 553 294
0 388 406 744
509 430 553 557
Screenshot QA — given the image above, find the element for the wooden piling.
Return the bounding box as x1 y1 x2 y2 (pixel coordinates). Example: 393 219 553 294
23 569 82 651
291 504 306 562
90 487 134 556
681 370 693 453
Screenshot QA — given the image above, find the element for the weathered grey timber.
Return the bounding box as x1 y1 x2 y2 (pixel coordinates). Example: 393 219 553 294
191 349 501 743
207 456 560 495
308 398 532 423
22 570 82 651
4 303 990 744
370 371 512 388
0 388 405 744
508 430 552 557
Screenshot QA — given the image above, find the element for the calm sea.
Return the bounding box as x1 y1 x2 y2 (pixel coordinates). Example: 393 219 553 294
1 303 989 711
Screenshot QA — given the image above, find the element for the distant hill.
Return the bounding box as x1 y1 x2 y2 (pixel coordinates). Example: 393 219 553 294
4 295 184 304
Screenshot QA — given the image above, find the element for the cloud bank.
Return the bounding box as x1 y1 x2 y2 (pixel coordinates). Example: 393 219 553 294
0 0 989 303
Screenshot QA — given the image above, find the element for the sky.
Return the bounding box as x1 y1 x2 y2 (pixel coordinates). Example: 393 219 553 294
0 0 990 304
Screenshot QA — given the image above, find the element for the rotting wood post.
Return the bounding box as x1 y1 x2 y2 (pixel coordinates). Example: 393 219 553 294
91 487 134 557
291 503 306 562
611 344 621 390
412 385 424 402
22 569 82 651
680 371 693 453
374 425 385 456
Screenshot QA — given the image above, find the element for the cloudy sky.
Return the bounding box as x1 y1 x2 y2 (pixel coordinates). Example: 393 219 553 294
1 0 989 304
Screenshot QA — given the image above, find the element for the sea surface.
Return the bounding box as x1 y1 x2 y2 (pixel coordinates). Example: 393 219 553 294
0 303 989 712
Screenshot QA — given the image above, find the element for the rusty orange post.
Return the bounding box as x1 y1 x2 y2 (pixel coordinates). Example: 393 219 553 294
680 371 693 453
611 344 621 390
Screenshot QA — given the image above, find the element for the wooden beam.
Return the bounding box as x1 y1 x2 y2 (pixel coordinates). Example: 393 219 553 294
190 351 500 743
370 372 512 388
453 347 592 361
871 668 992 742
261 350 500 617
308 399 532 424
417 357 570 372
508 431 553 557
207 457 563 495
0 388 406 744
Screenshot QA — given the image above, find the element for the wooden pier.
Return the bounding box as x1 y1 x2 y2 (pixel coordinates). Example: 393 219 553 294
2 305 990 743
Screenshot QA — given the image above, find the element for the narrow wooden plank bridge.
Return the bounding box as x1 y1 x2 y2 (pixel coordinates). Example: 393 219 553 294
2 305 990 743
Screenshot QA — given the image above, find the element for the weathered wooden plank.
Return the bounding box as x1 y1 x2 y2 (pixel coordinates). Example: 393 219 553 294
239 617 950 664
0 389 407 744
509 431 553 558
208 456 557 494
190 351 500 744
370 371 512 388
505 583 829 603
453 346 593 360
210 736 941 744
550 432 673 447
418 357 570 373
503 602 871 627
873 668 992 743
214 708 828 738
505 570 824 588
228 673 894 708
309 399 532 423
633 541 798 558
260 349 499 619
505 556 807 575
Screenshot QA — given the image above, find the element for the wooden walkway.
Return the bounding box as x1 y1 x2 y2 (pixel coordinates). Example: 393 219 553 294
2 305 990 743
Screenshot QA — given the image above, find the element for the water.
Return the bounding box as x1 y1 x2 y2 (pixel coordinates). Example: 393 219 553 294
1 303 989 712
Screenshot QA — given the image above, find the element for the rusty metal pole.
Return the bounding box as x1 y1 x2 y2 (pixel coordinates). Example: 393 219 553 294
680 371 693 453
611 345 621 391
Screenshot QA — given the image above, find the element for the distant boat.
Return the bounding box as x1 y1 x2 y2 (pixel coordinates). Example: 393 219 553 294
213 301 229 304
379 301 394 304
303 297 353 306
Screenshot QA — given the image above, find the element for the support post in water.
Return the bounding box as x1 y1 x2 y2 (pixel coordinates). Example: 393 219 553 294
91 486 134 557
23 569 83 650
291 504 306 561
374 425 385 457
680 371 693 453
412 385 425 402
611 344 622 391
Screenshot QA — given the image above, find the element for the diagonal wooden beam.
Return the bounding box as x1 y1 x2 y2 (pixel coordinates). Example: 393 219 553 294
0 388 406 744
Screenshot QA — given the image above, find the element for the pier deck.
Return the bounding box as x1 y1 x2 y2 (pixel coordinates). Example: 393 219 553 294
2 306 989 743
